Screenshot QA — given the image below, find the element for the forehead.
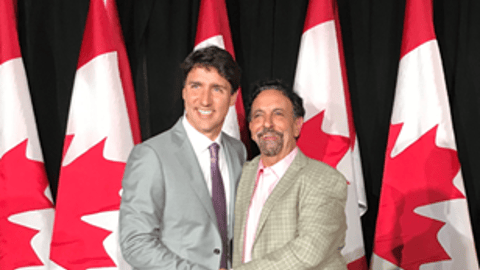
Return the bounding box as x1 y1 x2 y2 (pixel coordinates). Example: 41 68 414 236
252 89 293 111
187 65 217 78
186 66 231 87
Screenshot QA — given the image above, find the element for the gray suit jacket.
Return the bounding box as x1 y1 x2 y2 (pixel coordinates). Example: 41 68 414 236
232 150 348 270
119 118 246 270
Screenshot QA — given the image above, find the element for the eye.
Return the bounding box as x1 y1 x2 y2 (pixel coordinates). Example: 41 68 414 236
251 112 261 119
212 85 227 94
188 82 201 89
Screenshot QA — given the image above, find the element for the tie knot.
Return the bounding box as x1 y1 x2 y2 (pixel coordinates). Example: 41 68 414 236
209 143 220 159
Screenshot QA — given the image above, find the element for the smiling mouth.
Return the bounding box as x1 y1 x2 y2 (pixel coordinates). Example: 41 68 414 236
198 109 212 115
257 128 283 141
261 134 278 140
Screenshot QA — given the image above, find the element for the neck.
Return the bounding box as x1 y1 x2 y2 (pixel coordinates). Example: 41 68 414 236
260 144 296 167
260 156 281 167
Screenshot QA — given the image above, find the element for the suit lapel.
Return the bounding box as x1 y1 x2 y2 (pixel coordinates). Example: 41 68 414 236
172 120 218 226
237 157 260 260
254 151 308 242
222 137 240 237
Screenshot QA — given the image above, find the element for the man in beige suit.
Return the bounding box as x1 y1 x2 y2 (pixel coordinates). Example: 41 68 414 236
232 79 348 270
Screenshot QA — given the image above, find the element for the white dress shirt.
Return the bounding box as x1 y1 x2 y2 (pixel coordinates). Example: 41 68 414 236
243 147 298 263
183 117 231 218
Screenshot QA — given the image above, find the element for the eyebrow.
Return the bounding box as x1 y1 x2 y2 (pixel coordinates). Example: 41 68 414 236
187 81 202 86
251 107 285 114
187 81 228 89
211 83 228 89
251 108 264 115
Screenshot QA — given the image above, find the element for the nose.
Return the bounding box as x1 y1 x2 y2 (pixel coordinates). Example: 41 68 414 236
263 113 273 128
199 89 212 106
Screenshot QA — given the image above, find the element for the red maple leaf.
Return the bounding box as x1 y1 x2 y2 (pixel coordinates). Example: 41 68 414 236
50 136 125 270
347 256 368 270
0 139 53 270
297 110 350 169
374 124 465 269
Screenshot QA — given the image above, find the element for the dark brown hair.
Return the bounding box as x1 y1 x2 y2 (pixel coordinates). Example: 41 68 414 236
181 46 241 93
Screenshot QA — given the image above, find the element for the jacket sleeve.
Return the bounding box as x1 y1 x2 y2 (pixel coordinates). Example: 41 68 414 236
234 167 348 270
119 144 210 270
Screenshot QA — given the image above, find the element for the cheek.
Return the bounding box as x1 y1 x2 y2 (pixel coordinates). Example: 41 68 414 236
184 97 195 110
272 119 287 131
213 95 230 109
249 122 258 139
183 89 194 104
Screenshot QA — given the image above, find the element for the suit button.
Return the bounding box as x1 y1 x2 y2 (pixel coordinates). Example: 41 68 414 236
213 248 220 254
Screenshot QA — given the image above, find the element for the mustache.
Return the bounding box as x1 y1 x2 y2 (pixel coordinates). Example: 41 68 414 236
256 128 283 139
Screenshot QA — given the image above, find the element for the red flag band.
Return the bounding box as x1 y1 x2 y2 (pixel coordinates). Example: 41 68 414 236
49 0 140 269
371 0 478 269
293 0 368 269
0 0 55 269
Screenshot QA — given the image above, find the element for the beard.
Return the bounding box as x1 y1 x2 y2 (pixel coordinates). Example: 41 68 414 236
256 127 284 157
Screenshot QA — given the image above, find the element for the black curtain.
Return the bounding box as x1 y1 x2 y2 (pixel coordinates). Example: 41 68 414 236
16 0 480 263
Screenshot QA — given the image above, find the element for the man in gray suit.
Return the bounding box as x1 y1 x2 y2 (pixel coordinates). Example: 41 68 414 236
232 79 348 270
119 46 246 270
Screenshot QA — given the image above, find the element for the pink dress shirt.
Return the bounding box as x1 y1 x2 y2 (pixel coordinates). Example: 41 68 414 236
243 147 298 263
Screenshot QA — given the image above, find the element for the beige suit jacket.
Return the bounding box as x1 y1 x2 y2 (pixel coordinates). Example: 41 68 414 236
232 150 348 270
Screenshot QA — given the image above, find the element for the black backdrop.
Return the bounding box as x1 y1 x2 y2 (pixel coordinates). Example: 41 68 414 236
15 0 480 263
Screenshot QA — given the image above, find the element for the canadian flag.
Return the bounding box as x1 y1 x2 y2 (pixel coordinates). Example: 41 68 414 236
49 0 140 269
0 0 55 269
371 0 478 269
193 0 248 147
293 0 367 269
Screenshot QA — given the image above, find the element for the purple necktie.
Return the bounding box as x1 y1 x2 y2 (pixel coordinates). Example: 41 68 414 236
209 143 228 268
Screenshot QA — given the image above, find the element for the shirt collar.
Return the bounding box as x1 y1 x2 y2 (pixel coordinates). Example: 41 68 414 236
258 147 298 180
182 116 222 154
